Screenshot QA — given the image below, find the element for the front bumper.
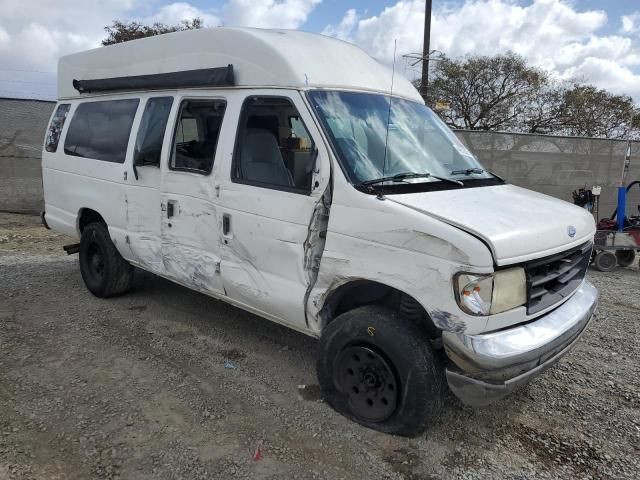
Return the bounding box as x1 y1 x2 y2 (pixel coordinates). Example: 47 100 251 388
443 280 598 406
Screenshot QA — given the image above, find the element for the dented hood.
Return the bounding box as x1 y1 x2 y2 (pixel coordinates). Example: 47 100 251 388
388 184 596 265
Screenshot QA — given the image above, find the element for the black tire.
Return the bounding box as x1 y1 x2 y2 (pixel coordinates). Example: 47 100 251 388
79 222 133 298
615 250 635 268
316 305 444 437
593 251 617 272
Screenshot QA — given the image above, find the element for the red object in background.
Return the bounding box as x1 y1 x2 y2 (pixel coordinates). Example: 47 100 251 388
597 219 617 230
253 442 262 461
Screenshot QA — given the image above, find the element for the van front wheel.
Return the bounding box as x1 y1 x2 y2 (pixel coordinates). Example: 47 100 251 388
316 305 444 437
79 223 133 298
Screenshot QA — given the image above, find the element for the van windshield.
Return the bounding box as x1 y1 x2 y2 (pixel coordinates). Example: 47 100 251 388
308 90 495 190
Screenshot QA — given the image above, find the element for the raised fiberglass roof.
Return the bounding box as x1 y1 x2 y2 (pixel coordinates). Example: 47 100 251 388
57 27 422 102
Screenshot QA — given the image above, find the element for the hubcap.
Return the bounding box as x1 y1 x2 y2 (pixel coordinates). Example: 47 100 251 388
335 346 399 422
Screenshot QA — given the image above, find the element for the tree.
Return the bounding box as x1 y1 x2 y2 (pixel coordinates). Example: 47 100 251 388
102 18 203 46
425 53 546 131
560 84 638 139
422 52 640 139
519 81 568 135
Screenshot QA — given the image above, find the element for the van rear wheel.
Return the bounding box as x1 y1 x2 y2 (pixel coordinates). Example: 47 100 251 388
79 223 133 298
316 305 443 437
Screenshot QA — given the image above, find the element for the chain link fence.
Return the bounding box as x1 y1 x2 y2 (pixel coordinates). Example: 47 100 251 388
1 98 639 220
456 130 640 220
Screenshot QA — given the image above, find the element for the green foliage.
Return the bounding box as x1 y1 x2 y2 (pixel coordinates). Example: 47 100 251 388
560 84 637 139
421 52 639 139
102 18 204 46
426 53 545 131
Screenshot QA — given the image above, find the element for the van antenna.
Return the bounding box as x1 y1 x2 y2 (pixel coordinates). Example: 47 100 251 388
380 39 398 199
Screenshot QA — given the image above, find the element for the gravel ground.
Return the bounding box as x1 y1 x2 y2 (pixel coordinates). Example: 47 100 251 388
0 212 638 479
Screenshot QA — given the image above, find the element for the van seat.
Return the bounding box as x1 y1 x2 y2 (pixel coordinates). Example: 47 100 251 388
240 128 293 187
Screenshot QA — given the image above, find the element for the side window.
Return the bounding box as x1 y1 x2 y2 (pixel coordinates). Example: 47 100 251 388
45 104 70 152
233 97 316 193
171 99 226 174
64 99 139 163
134 97 174 167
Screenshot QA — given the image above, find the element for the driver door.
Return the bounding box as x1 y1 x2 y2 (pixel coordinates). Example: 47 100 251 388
216 90 330 328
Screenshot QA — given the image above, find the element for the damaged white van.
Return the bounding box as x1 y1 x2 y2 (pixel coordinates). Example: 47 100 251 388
42 27 598 436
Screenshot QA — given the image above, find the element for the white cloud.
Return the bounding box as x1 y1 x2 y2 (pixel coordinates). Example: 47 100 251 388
146 2 221 27
0 1 140 71
224 0 321 29
0 25 9 48
621 11 640 35
0 0 323 99
322 8 358 40
324 0 640 101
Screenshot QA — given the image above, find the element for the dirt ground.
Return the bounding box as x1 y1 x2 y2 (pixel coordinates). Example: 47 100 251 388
0 212 638 479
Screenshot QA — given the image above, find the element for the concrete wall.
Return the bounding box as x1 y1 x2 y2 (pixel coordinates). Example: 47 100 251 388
0 98 55 214
1 97 639 221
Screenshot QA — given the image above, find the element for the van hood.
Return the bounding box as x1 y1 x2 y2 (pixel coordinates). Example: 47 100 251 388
388 184 596 265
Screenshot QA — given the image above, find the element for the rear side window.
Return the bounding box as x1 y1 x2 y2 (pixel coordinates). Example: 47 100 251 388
64 99 139 163
134 97 174 167
45 104 70 152
171 99 226 174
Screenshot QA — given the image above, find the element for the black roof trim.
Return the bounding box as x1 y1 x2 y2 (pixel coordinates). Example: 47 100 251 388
72 65 235 94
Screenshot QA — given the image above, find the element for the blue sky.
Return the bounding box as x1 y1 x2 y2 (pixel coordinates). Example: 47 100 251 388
1 1 639 101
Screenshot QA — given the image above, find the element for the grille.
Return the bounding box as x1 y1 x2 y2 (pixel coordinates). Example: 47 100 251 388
524 242 592 315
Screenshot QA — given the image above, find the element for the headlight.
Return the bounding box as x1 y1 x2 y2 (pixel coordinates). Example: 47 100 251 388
454 268 526 316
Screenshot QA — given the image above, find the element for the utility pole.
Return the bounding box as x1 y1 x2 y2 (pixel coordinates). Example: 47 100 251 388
420 0 433 100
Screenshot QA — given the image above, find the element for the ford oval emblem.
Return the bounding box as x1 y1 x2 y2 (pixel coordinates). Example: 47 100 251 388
567 225 577 238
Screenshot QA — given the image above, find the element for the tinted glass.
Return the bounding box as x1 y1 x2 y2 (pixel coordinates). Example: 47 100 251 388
134 97 173 167
233 97 315 193
64 99 139 163
171 99 226 174
309 91 491 186
45 104 70 153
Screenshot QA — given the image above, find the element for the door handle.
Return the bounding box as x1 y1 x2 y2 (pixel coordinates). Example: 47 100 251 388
167 201 176 218
222 213 231 235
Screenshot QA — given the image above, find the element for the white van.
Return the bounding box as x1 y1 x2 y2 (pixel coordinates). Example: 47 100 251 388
42 27 598 436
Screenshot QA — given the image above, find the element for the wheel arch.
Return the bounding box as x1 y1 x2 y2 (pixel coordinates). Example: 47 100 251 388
77 208 106 235
318 279 441 340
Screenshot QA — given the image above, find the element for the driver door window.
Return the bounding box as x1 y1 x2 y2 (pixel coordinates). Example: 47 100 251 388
232 96 316 194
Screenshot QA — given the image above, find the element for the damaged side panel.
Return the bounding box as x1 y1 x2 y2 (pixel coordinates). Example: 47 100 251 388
217 181 328 329
302 186 331 325
306 194 494 336
159 173 225 295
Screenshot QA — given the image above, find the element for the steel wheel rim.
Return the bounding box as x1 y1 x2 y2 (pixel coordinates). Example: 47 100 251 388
335 345 399 422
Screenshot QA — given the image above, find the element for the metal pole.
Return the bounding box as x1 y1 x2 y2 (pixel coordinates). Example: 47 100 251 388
617 141 632 231
420 0 432 100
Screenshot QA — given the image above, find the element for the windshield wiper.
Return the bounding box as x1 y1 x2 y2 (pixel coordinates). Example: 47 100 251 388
450 167 485 175
450 167 505 182
361 172 463 187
